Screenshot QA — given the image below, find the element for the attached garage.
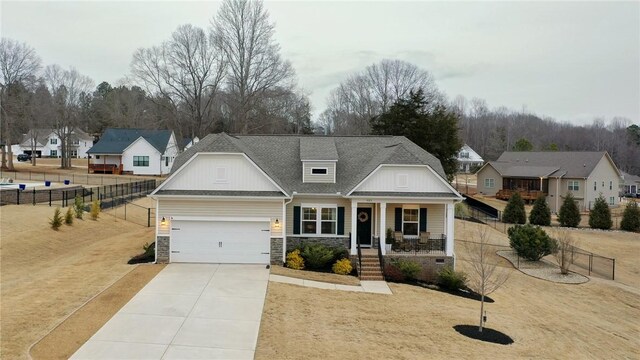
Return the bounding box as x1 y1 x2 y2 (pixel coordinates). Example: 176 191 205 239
170 218 271 264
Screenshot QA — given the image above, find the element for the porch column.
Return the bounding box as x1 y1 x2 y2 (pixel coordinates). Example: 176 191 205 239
446 203 455 256
350 199 357 255
379 202 387 255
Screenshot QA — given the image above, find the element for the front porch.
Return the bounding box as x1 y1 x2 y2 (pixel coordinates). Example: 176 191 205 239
348 200 455 257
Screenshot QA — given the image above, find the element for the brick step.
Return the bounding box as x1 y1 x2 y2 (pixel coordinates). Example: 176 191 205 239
360 275 385 281
360 262 381 266
360 270 383 276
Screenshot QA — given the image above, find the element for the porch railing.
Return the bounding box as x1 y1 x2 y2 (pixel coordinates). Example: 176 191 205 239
388 234 447 255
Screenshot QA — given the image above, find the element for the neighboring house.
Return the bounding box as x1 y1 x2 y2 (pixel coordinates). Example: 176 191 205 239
621 172 640 196
149 133 463 279
181 136 200 151
14 128 93 158
87 128 178 176
457 144 484 173
476 151 622 212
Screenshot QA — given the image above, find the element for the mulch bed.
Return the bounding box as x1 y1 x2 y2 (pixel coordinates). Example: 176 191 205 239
453 325 514 345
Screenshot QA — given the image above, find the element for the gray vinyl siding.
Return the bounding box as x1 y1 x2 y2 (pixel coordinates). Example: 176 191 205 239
302 162 336 183
477 165 502 196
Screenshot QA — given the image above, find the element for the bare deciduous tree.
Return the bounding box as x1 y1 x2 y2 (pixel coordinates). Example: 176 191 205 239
463 227 510 332
321 59 441 135
211 0 295 133
0 38 41 170
552 229 575 275
132 24 226 141
44 64 93 168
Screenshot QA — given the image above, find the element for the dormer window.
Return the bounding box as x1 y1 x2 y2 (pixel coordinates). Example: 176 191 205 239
311 167 328 175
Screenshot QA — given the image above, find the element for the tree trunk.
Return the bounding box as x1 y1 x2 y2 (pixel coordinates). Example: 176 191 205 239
0 143 7 170
6 131 14 171
479 294 485 332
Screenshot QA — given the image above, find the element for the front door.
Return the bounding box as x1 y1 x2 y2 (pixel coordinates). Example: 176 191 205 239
357 207 372 247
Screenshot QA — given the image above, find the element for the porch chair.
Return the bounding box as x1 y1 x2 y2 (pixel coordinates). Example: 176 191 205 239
393 231 403 251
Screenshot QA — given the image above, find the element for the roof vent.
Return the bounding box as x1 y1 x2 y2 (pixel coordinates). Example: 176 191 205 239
583 164 586 167
525 159 528 163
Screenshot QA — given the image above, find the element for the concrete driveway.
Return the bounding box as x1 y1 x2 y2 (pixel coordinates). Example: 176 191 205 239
71 264 269 360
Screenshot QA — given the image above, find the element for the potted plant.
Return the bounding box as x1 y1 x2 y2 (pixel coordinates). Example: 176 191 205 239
385 228 394 252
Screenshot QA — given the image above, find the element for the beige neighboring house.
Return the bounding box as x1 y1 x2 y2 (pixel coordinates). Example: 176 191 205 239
476 151 623 213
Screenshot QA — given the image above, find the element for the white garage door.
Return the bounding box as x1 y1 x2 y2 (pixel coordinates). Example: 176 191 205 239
170 220 271 264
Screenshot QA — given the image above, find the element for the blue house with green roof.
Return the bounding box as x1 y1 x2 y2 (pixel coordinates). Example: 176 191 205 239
87 128 178 176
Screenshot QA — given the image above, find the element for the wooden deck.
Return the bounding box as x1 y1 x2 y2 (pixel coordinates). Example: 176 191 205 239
88 164 122 175
496 189 546 202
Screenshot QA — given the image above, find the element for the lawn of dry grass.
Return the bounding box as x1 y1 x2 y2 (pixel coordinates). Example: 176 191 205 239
0 204 156 360
256 220 639 359
270 265 360 286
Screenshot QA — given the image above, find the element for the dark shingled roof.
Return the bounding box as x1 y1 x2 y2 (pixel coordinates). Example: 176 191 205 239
300 137 339 161
155 190 285 197
170 133 451 196
486 151 616 178
88 128 172 154
350 192 457 198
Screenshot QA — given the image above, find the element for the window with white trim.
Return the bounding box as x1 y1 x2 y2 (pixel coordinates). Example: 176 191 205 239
403 208 419 236
50 138 57 145
569 180 579 191
302 206 337 235
609 181 612 190
594 181 597 191
133 156 149 167
311 168 328 175
50 150 57 157
609 197 615 205
484 178 495 188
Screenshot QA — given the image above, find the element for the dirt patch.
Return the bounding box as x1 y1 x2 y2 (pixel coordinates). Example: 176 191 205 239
1 204 156 360
30 264 164 360
270 265 360 286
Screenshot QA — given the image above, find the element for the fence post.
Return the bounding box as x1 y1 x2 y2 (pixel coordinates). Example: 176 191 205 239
612 259 615 280
33 188 36 205
49 190 52 206
16 189 20 205
124 202 127 220
589 254 592 276
148 208 151 227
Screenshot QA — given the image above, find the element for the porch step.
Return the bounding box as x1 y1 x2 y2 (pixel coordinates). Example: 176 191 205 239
360 275 384 281
357 253 384 281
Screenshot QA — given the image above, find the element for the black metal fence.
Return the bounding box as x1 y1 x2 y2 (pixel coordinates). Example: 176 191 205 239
99 196 157 227
0 169 153 186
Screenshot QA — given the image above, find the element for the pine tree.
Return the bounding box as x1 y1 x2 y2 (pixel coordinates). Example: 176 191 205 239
50 207 63 230
503 192 526 224
74 195 84 219
90 199 101 220
558 193 581 227
64 207 74 225
620 201 640 232
589 195 612 230
529 195 551 226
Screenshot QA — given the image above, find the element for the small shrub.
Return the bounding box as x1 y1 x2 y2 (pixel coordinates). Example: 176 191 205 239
332 258 353 275
589 195 612 230
286 249 304 270
128 242 156 264
503 193 526 224
529 195 551 226
50 207 63 230
301 243 334 269
620 201 640 232
392 258 421 281
508 224 557 261
64 207 74 225
455 202 470 218
558 193 581 227
383 263 405 282
331 246 349 263
437 266 468 291
74 196 84 219
90 199 101 220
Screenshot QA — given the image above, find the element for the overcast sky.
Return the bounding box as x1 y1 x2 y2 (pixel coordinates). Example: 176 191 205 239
2 1 638 126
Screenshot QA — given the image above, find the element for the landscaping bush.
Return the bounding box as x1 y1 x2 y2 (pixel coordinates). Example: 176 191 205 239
50 207 63 230
437 266 468 291
90 199 101 220
455 202 470 218
286 249 305 270
392 258 421 281
502 193 526 224
301 243 335 269
589 195 612 230
331 246 349 263
508 224 557 261
128 242 156 264
73 196 84 220
529 195 551 226
383 263 405 282
620 201 640 232
64 207 74 225
332 258 353 275
558 193 581 227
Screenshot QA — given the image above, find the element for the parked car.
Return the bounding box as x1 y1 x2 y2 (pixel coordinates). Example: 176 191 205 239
17 153 31 162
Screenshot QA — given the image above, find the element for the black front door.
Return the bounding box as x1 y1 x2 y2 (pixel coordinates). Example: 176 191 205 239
356 207 372 247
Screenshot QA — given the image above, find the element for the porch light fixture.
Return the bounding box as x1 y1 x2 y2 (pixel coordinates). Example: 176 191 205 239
274 219 279 225
161 217 167 226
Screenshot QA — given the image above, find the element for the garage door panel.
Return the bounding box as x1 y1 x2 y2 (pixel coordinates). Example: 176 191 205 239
171 220 270 264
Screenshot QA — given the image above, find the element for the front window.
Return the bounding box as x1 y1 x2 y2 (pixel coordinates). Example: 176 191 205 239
609 181 612 190
594 181 597 191
484 178 495 188
69 150 78 157
460 151 469 159
302 206 337 235
71 139 79 145
133 156 149 167
50 150 57 157
50 138 57 145
569 180 580 191
403 208 419 236
609 197 615 205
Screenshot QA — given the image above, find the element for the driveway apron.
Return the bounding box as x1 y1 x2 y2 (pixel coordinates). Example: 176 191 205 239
71 264 269 360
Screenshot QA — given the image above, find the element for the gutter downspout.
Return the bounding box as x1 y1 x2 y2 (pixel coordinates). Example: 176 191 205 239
283 196 294 264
